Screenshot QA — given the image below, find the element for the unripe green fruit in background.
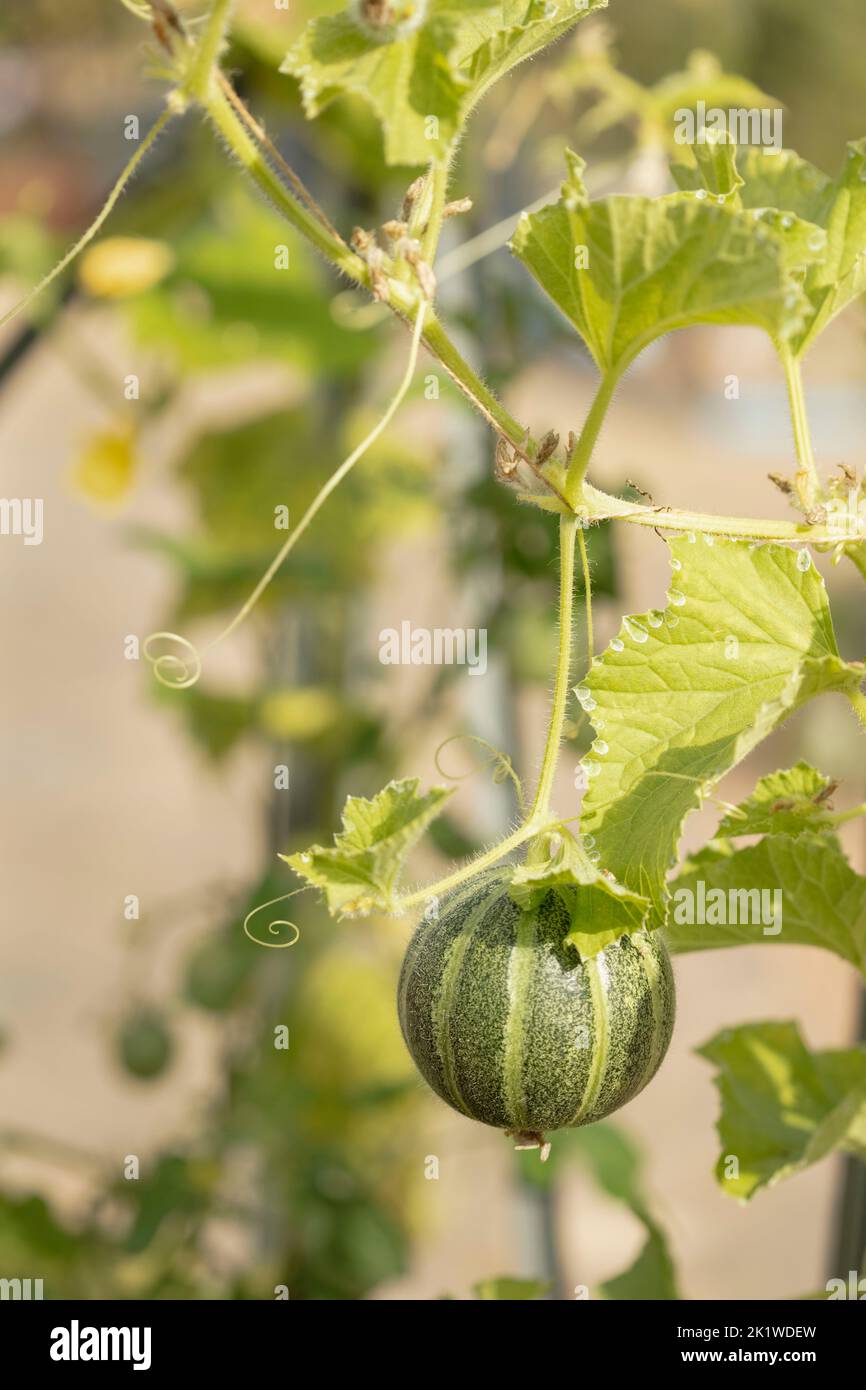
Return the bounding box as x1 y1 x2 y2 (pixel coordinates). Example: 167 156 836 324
116 1009 174 1081
398 878 675 1138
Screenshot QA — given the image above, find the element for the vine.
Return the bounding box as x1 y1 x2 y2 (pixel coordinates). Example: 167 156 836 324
6 0 866 1220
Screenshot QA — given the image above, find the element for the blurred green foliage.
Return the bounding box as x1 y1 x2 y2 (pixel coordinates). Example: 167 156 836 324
2 0 860 1301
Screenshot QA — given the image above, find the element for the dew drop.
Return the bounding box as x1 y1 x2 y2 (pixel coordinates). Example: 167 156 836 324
667 588 686 606
581 760 601 779
695 188 708 200
589 851 602 865
703 533 715 545
592 739 609 755
666 613 680 628
715 194 726 204
796 548 812 571
300 853 311 863
647 611 663 628
670 557 682 571
687 531 697 544
807 232 824 251
623 617 648 643
610 637 624 652
781 214 794 228
582 834 596 849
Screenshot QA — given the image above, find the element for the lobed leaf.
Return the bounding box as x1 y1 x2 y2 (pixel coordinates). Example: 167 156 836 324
282 0 606 167
714 761 837 838
577 538 862 914
510 149 815 374
665 833 866 975
699 1022 866 1200
284 777 452 916
673 138 866 355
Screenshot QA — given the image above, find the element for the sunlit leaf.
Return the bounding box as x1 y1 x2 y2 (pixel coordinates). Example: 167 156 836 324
284 777 453 915
714 761 837 838
665 833 866 975
282 0 606 166
511 150 814 374
699 1022 866 1200
578 538 861 914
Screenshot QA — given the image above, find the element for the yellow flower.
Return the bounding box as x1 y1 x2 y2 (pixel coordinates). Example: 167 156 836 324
258 687 343 740
72 426 136 504
78 237 174 299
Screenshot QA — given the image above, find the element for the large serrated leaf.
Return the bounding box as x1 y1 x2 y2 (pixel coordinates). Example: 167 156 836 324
284 777 452 916
698 1022 866 1200
282 0 606 167
577 538 862 913
510 150 814 373
665 833 866 975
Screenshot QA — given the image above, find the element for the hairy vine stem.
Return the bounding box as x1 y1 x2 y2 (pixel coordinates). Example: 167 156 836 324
780 345 820 513
530 515 578 820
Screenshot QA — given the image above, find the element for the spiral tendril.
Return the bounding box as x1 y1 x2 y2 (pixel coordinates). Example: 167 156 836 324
434 733 526 812
243 891 304 949
143 632 203 690
141 300 428 694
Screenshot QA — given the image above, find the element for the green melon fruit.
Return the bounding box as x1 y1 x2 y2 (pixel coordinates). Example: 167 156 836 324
397 873 675 1138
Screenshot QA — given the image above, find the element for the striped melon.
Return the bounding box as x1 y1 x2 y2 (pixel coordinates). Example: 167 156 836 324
398 873 675 1138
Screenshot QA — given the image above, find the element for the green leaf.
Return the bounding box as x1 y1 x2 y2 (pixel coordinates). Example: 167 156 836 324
510 150 813 375
281 0 606 166
598 1221 678 1301
578 538 861 914
715 761 837 838
742 142 866 355
670 130 743 199
676 140 866 355
472 1276 550 1300
516 1122 678 1298
510 827 649 958
650 52 779 149
698 1022 866 1200
129 190 369 376
665 833 866 975
284 778 452 916
559 45 778 156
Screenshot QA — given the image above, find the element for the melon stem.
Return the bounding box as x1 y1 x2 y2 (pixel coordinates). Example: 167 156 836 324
529 514 578 822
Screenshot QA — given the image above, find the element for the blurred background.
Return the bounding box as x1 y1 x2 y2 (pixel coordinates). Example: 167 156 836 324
0 0 864 1300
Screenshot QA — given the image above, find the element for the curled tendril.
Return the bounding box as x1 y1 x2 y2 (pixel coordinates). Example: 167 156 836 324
143 632 203 690
139 301 428 696
243 891 304 949
434 734 526 813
